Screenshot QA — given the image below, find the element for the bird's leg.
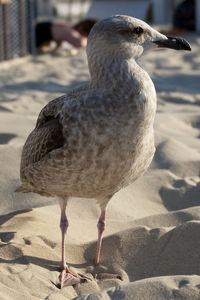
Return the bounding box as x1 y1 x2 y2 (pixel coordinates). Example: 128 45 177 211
57 199 88 288
60 207 68 271
94 208 122 281
95 208 106 265
56 200 121 288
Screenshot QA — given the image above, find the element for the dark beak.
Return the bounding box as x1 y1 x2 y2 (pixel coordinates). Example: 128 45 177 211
154 36 191 51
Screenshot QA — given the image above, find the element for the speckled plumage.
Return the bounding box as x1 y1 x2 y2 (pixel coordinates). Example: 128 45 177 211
18 17 158 208
17 15 190 287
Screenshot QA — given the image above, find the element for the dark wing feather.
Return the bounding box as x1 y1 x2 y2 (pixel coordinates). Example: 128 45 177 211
20 116 65 175
20 95 66 173
36 95 65 128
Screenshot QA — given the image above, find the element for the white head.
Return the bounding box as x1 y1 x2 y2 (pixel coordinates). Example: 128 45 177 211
87 15 191 61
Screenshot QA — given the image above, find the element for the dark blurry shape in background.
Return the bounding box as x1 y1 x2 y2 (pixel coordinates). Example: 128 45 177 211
35 18 97 53
0 0 93 61
173 0 195 31
0 0 197 62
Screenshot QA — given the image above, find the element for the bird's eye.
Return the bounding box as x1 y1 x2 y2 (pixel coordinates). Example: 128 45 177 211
133 27 143 35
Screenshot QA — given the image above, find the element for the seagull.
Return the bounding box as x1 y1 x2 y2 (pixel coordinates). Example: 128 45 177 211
16 15 191 288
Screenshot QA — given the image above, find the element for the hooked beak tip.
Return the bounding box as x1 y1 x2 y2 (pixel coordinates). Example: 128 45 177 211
154 36 191 51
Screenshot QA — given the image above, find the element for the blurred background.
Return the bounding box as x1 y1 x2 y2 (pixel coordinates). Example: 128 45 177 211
0 0 198 61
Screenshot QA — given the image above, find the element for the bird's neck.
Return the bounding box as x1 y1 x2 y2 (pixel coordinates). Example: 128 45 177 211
88 56 145 92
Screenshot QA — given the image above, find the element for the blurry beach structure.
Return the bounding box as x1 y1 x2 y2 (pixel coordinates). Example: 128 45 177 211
0 0 92 62
55 0 92 23
0 0 199 62
87 0 198 31
87 0 151 20
54 0 151 21
0 0 36 61
197 0 200 31
152 0 197 30
152 0 184 26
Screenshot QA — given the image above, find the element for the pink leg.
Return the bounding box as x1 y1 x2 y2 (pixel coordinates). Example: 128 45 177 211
56 200 121 287
94 208 122 280
95 209 106 265
60 207 68 270
57 201 89 288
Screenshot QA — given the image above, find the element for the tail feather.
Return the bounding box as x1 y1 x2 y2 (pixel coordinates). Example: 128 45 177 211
15 185 30 193
15 185 54 197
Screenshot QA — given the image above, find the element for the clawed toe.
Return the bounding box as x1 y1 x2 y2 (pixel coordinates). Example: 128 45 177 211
56 269 87 288
55 267 122 289
94 272 122 280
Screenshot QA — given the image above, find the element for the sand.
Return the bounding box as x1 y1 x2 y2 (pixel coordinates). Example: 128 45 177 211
0 33 200 299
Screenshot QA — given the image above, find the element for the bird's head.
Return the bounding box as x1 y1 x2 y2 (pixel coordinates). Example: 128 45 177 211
87 15 191 60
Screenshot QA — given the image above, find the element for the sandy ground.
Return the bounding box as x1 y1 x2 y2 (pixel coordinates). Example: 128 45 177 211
0 33 200 299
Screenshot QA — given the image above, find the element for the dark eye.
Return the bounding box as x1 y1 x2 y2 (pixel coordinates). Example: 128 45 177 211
133 27 143 35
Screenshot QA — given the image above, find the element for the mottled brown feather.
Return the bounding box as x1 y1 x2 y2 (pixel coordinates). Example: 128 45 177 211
16 15 160 208
20 116 65 173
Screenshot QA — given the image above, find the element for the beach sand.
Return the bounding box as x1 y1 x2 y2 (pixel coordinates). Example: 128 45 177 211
0 34 200 299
